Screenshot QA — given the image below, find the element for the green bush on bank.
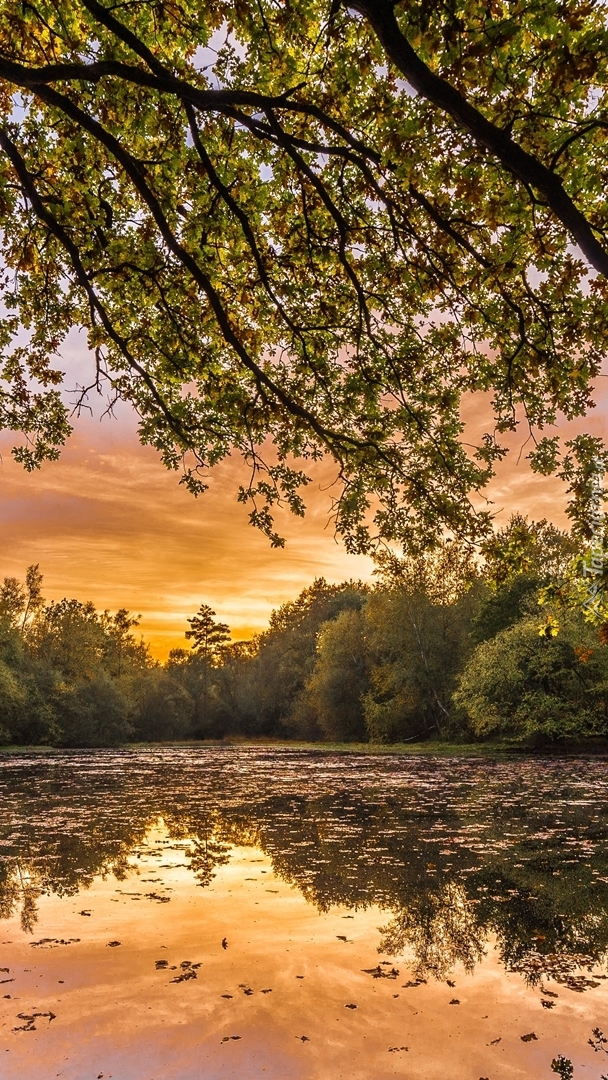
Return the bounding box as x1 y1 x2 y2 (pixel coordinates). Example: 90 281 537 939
455 610 608 743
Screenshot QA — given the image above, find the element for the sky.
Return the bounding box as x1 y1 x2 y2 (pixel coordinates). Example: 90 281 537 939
1 337 607 659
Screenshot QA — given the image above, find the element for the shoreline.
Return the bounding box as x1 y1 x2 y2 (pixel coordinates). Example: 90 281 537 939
1 737 608 757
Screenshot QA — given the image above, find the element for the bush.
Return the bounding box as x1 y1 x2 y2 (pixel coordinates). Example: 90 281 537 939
454 611 608 742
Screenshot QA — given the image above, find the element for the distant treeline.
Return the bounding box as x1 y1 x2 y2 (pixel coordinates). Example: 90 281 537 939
2 516 608 747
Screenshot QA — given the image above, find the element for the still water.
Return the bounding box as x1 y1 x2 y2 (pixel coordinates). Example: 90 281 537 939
1 748 607 1079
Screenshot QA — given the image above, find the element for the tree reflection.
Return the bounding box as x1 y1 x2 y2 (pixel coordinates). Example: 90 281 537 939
0 863 40 933
378 881 486 979
0 751 607 985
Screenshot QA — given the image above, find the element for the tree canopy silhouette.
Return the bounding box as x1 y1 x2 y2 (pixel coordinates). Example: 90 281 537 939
185 603 231 660
1 0 607 549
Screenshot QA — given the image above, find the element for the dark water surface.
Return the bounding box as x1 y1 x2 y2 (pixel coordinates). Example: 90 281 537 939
1 747 607 1079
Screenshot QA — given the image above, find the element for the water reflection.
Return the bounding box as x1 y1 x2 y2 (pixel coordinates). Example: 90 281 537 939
1 748 607 990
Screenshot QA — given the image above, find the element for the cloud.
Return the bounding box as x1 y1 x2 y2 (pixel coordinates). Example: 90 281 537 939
461 380 608 527
2 373 606 659
0 408 374 658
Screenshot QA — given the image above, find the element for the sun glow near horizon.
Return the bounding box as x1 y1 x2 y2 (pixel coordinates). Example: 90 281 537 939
1 383 607 661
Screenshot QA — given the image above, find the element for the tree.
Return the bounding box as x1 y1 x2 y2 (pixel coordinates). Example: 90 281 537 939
207 640 265 738
301 607 369 741
1 1 607 552
0 577 26 628
185 604 231 658
30 597 108 679
472 515 580 643
362 582 479 742
0 660 26 743
0 566 159 746
373 541 478 604
0 575 28 669
59 672 133 746
454 609 608 743
173 580 368 737
253 579 367 735
481 516 579 590
98 608 149 676
184 603 230 730
21 564 44 630
129 667 193 742
0 564 44 630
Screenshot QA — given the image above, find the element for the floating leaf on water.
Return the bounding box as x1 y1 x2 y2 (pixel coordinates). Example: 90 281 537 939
171 969 197 983
31 938 80 948
362 965 399 979
12 1011 55 1033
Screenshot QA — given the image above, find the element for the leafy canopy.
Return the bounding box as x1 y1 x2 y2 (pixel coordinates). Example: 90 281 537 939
1 0 608 550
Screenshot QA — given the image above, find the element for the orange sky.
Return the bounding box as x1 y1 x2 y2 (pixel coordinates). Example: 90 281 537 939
1 362 607 659
0 413 374 657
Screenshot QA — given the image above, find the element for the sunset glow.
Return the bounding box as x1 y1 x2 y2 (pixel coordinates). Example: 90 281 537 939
2 380 606 658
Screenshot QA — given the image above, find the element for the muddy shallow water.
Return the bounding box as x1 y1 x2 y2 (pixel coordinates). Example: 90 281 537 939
1 748 608 1079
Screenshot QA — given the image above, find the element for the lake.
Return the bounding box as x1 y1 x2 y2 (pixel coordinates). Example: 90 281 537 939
1 747 607 1079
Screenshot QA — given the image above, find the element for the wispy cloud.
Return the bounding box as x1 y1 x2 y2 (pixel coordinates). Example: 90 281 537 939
1 377 606 658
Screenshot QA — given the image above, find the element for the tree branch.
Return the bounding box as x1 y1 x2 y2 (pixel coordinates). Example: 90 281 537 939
351 0 608 277
0 55 303 112
4 79 399 467
0 125 188 444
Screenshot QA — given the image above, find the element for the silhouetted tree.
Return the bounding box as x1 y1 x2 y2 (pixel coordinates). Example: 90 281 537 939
185 604 231 732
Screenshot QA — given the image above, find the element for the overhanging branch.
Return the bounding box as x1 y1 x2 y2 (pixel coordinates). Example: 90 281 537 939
351 0 608 277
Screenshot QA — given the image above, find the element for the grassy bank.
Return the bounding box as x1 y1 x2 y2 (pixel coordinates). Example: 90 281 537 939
2 737 608 756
